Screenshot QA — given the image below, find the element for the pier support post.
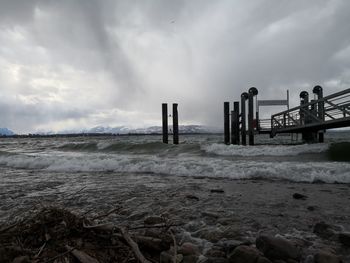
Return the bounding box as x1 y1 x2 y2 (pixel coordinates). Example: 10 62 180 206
313 85 325 143
241 93 248 145
162 103 168 144
173 103 179 144
248 87 258 146
231 102 240 145
224 102 230 145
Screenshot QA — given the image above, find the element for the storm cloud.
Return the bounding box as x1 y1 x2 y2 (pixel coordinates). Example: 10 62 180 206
1 0 350 133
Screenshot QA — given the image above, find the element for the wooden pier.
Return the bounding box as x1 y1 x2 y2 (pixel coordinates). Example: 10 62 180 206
224 86 350 145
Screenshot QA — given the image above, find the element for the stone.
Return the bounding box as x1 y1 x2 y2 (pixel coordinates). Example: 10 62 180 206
204 257 229 263
293 193 307 200
186 194 199 201
144 215 164 225
339 232 350 247
314 251 342 263
183 255 199 263
210 189 225 193
256 235 300 261
217 239 251 255
160 251 183 263
313 222 336 239
205 248 226 258
12 256 30 263
228 245 260 263
178 242 200 256
256 256 272 263
160 251 172 263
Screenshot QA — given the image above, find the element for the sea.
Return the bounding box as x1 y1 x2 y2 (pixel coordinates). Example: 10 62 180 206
0 131 349 184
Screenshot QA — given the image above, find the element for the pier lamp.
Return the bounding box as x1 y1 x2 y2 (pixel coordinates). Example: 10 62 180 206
299 91 309 103
313 85 323 98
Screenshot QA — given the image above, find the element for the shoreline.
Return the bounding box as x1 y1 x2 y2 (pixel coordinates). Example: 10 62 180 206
1 171 350 261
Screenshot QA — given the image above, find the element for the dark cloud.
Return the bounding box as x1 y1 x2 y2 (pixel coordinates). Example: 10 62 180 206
0 0 349 132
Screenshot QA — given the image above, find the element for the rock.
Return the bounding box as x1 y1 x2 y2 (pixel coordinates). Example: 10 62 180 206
183 255 199 263
160 251 183 263
256 235 300 261
228 245 261 263
210 189 225 193
186 194 199 201
204 257 229 263
12 256 30 263
201 211 220 218
205 248 226 258
293 193 307 200
314 251 342 263
178 242 200 256
144 215 164 225
307 206 316 211
313 222 336 239
339 232 350 247
304 255 314 263
217 239 251 255
256 257 272 263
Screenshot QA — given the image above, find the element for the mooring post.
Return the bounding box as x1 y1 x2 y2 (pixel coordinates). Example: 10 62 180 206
162 103 168 144
313 85 324 143
234 101 240 145
241 93 248 145
173 103 179 144
231 110 235 144
248 87 258 146
224 102 230 145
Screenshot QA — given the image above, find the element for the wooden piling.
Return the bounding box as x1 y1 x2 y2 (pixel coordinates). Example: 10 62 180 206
224 102 230 145
233 102 240 145
231 110 235 145
241 93 248 145
162 103 168 144
248 92 254 145
173 103 179 144
313 85 325 143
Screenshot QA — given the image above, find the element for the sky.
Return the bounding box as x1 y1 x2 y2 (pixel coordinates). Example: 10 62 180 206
1 0 350 133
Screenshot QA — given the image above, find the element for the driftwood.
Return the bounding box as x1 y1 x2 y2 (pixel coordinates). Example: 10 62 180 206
82 221 114 232
66 245 100 263
169 229 177 263
117 227 151 263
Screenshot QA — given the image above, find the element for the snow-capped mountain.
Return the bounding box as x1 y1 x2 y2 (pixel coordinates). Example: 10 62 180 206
0 128 15 136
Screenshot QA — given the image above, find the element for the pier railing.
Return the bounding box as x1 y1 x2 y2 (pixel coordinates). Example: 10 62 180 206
271 88 350 135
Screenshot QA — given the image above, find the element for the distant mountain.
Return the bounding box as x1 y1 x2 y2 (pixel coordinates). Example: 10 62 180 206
84 125 220 134
0 128 15 136
39 125 221 135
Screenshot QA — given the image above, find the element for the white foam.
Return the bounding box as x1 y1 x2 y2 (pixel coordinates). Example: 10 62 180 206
0 151 349 183
203 143 329 156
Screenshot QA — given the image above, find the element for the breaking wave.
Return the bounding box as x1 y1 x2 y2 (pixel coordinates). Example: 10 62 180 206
203 143 330 156
0 151 349 183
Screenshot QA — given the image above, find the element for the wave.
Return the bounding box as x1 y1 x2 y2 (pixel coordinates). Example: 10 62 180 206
56 141 202 156
203 143 329 156
0 152 349 183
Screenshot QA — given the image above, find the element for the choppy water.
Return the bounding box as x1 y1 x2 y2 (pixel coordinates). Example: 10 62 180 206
0 131 349 183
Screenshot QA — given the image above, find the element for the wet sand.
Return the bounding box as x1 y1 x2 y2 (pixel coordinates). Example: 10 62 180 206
1 169 350 261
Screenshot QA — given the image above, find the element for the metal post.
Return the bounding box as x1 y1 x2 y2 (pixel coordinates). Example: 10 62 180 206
241 93 248 145
231 110 235 144
248 92 254 145
162 103 168 144
173 103 179 144
224 102 230 145
313 85 324 143
234 102 240 145
248 87 258 146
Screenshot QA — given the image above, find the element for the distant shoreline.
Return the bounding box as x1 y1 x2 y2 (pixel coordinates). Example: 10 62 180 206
0 132 222 138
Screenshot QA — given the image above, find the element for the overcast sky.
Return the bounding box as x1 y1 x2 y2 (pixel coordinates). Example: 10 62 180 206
1 0 350 133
